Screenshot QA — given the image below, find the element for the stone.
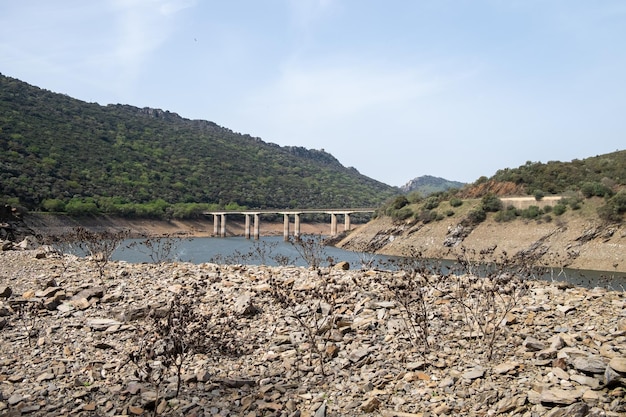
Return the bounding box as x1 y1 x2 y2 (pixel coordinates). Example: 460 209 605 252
541 388 582 405
349 346 370 363
604 366 623 387
87 318 123 330
608 357 626 373
361 397 381 413
544 402 589 417
234 293 261 316
82 402 96 411
129 405 144 415
314 402 327 417
36 372 55 382
0 286 11 298
334 261 350 270
570 373 600 389
572 356 607 374
523 336 546 351
462 367 485 380
536 347 558 360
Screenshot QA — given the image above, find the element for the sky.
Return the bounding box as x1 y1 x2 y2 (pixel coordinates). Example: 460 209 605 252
1 1 625 187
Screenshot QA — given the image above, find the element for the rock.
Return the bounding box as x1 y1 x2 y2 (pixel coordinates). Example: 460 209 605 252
541 388 582 405
572 356 607 374
545 402 589 417
608 357 626 373
36 372 55 382
523 336 546 351
234 293 261 316
87 318 123 330
128 405 144 415
604 366 623 387
314 402 327 417
361 397 381 413
0 286 12 298
536 347 558 360
349 346 370 363
334 261 350 270
462 367 485 380
570 373 600 389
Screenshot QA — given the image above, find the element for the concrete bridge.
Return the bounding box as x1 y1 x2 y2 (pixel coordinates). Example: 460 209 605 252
204 208 376 240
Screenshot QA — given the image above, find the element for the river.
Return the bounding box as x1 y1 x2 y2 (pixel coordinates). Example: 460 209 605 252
112 236 626 291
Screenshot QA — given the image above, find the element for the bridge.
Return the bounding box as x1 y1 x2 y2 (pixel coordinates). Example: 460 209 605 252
203 208 376 240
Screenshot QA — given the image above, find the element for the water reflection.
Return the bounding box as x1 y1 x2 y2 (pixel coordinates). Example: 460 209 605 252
113 236 626 291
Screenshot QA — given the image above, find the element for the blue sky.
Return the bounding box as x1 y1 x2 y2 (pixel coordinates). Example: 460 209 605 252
1 1 625 187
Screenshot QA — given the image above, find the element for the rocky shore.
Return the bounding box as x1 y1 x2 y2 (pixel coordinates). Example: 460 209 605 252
1 249 625 416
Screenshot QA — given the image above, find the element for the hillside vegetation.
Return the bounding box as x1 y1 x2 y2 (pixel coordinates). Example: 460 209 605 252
0 73 397 218
400 174 465 196
341 151 626 272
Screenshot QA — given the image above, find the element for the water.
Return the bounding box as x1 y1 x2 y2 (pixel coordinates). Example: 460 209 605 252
112 236 626 290
113 236 389 268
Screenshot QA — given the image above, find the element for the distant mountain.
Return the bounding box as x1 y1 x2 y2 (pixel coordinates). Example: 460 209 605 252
0 73 398 216
401 175 465 196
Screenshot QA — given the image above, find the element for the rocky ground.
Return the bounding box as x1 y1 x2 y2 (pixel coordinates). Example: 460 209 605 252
1 249 625 416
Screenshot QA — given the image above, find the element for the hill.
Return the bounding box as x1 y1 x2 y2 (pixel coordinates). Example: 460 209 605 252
339 150 626 272
338 196 626 273
0 73 397 217
461 150 626 198
400 175 465 196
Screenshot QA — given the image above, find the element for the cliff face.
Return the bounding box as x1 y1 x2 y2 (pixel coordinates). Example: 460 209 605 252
337 207 626 274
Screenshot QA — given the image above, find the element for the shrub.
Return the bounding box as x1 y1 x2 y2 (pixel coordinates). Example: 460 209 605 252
494 206 518 222
407 191 423 204
41 198 66 212
391 195 409 210
445 209 455 217
65 198 99 216
481 194 503 212
416 209 437 224
552 204 567 216
449 197 463 207
392 206 414 221
521 205 542 219
533 190 545 201
423 196 440 210
580 181 613 198
598 190 626 223
463 209 486 226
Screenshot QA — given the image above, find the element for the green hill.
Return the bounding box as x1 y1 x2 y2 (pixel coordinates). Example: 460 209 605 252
487 151 626 195
400 175 465 196
0 73 397 217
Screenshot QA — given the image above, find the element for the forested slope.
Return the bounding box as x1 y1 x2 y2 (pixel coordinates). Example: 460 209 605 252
0 73 397 217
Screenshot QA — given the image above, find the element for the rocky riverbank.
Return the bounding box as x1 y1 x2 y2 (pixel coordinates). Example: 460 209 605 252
1 249 625 416
337 209 626 274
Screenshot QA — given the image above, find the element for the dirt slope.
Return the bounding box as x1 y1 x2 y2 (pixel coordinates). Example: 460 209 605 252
337 200 626 273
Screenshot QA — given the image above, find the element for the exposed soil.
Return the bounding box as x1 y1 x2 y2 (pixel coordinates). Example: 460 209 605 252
337 199 626 274
22 213 332 239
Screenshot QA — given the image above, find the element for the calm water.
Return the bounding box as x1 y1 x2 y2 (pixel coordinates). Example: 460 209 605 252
112 236 626 290
113 236 389 268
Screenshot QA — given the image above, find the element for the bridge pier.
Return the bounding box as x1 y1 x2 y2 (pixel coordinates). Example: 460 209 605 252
283 214 290 241
294 213 301 238
205 208 373 239
330 213 338 236
244 214 251 239
220 214 227 237
253 213 260 240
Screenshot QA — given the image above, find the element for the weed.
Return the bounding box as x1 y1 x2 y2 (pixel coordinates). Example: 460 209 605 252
126 234 188 263
289 234 330 269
